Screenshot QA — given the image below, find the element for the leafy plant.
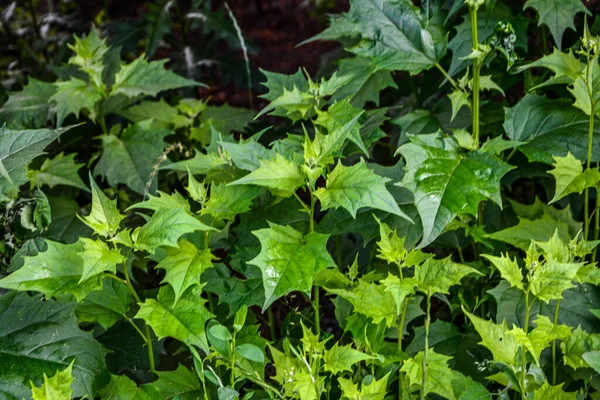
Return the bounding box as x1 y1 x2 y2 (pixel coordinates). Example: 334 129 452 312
3 0 600 399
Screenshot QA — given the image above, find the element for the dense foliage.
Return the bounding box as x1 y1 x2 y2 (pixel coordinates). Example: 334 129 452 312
2 0 600 398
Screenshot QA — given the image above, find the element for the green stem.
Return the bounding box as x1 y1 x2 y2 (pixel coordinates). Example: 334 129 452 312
435 62 461 91
421 291 432 400
585 60 594 240
307 185 319 335
293 192 310 212
552 299 561 385
230 335 237 387
469 6 480 146
122 265 156 376
267 308 276 340
521 291 531 399
314 288 321 336
593 183 600 263
123 315 147 342
398 298 410 400
585 119 595 239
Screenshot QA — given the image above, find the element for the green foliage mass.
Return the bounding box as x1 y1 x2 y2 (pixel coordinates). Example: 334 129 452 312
2 1 600 399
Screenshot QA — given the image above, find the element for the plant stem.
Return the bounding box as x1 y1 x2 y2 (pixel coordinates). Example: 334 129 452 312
123 265 156 376
521 290 531 399
469 6 480 146
230 334 237 387
552 299 561 385
314 288 321 335
421 291 432 400
267 308 276 340
585 114 595 240
594 183 600 263
434 62 461 91
397 298 409 400
123 315 146 342
585 59 595 240
307 185 320 335
98 104 108 135
293 192 310 212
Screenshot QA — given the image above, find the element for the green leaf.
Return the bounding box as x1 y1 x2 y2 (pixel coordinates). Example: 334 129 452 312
94 122 169 195
315 160 411 220
185 168 207 203
504 94 600 164
463 308 518 365
548 152 600 203
75 278 131 330
33 189 52 231
331 57 397 108
259 68 309 103
415 256 482 295
128 190 191 212
485 203 580 250
78 238 125 283
568 57 600 116
448 90 470 122
402 350 488 400
582 350 600 373
30 362 74 400
381 274 417 314
524 0 590 49
249 222 335 309
202 263 265 317
0 125 70 200
112 56 199 97
0 292 108 399
120 99 185 129
323 343 374 374
156 239 215 306
202 183 260 220
228 153 305 197
134 208 216 254
338 372 390 400
236 343 265 363
514 48 584 82
533 382 577 400
0 240 101 301
78 174 125 237
325 279 397 327
154 364 203 400
68 28 108 87
313 99 368 157
99 374 162 400
406 320 462 356
309 110 363 168
319 0 444 74
482 253 524 291
0 78 56 128
219 140 274 172
50 78 102 126
561 326 600 369
136 285 214 351
28 152 88 191
256 85 314 122
397 132 513 247
375 217 407 265
530 260 582 303
523 315 571 363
